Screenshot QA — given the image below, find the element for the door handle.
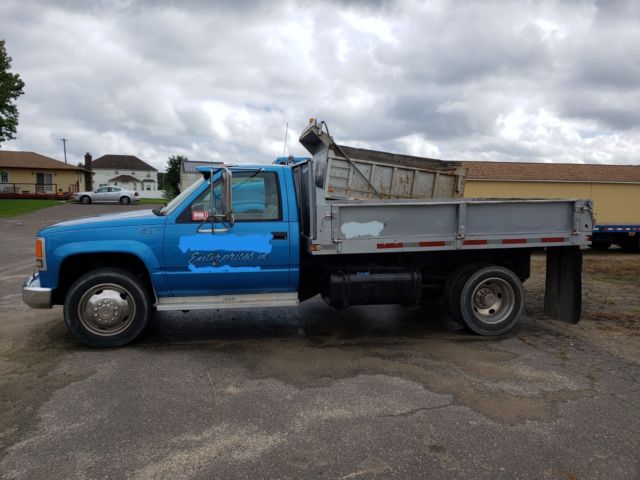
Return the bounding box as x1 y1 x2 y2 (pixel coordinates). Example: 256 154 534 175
197 225 230 233
271 231 288 240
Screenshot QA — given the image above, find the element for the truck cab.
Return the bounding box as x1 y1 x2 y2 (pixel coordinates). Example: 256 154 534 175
161 165 299 297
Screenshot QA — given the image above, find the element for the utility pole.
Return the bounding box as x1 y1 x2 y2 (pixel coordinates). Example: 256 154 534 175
60 138 68 164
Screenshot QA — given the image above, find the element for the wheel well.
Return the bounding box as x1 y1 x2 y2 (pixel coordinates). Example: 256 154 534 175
53 253 154 305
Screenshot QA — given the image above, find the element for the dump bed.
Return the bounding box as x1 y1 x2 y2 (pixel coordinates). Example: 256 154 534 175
310 198 594 255
299 121 466 200
294 121 593 256
291 160 593 255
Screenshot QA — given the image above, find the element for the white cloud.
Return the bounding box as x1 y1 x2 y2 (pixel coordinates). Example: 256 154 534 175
395 134 441 158
0 0 638 170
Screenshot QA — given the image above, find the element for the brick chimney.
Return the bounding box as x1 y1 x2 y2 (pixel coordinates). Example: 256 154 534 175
84 153 93 191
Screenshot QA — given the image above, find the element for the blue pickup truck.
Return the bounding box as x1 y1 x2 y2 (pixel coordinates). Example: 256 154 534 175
23 121 593 346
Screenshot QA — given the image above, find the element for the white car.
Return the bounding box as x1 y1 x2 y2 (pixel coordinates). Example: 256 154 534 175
73 186 140 205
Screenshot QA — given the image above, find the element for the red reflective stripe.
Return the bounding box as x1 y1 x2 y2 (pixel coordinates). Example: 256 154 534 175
377 242 403 249
463 239 488 245
502 238 527 244
419 241 446 247
541 237 566 243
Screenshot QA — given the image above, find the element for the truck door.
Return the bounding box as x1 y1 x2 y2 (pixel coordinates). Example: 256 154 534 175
163 170 291 297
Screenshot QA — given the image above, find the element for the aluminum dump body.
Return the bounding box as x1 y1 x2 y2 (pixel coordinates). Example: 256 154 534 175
312 198 594 255
293 121 593 256
299 122 466 200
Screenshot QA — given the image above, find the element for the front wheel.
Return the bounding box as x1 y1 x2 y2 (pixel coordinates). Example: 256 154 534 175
447 265 524 336
63 268 150 347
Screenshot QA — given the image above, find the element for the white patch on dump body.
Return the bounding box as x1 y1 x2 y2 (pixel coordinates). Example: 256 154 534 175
341 221 385 239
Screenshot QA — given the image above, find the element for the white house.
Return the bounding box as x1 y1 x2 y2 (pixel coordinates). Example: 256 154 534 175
92 155 160 195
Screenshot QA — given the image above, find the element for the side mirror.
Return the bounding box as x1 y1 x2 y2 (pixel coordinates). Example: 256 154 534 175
208 167 234 232
220 168 233 225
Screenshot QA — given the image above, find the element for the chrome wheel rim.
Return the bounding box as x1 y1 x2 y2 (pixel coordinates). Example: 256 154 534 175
470 277 515 325
77 283 136 336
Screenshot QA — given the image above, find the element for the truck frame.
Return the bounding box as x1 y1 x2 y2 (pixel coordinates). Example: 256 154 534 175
22 120 593 347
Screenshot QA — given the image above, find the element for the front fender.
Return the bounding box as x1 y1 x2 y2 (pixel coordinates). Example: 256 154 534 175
54 240 160 269
42 240 164 293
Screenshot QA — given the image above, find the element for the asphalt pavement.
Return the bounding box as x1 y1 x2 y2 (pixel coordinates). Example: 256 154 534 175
0 202 639 479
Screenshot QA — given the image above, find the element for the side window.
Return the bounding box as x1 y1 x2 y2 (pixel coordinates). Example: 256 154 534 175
96 187 108 193
188 171 281 222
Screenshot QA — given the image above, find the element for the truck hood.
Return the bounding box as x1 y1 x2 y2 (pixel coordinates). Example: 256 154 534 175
39 209 164 234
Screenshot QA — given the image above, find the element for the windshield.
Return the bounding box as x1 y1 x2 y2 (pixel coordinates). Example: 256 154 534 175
160 177 205 215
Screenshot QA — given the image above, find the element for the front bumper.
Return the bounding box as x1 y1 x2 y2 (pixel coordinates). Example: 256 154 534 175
22 274 52 309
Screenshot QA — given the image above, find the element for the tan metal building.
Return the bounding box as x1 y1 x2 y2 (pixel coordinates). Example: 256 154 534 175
462 162 640 225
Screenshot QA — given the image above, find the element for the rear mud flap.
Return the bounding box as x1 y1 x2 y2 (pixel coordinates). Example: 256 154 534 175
544 246 582 323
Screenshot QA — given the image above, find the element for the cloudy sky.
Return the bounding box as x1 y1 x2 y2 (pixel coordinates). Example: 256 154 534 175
1 0 639 170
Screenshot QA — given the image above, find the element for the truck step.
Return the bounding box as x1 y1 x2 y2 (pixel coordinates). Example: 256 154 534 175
156 292 299 311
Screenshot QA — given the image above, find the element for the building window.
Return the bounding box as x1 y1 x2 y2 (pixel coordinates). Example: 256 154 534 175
115 170 119 175
146 185 151 190
146 171 151 177
131 171 136 175
99 183 107 188
0 170 8 183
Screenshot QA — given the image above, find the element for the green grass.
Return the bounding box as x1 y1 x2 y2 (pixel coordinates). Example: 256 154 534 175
138 198 166 205
0 199 65 217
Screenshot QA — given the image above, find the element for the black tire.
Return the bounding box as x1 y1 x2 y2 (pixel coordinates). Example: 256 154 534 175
443 263 488 324
590 241 612 251
447 265 524 336
80 195 91 204
120 196 131 205
63 268 150 347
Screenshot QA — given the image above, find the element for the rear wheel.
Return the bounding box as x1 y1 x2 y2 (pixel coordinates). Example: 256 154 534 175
447 265 524 336
120 196 131 205
63 268 150 347
80 195 91 204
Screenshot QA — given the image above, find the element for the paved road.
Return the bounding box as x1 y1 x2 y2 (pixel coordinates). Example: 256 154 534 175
1 203 639 479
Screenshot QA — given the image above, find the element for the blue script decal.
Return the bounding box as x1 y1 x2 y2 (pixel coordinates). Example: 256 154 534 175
179 233 273 272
